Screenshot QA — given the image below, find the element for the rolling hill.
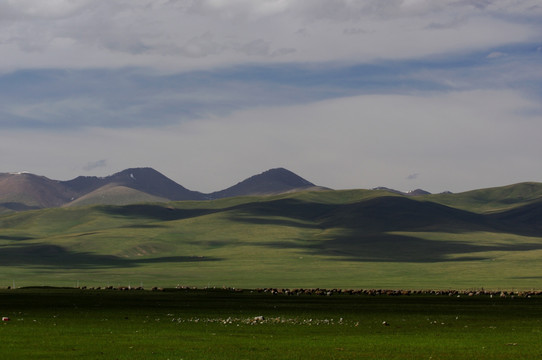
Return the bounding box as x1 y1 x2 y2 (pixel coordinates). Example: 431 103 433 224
2 165 542 289
1 182 542 289
426 182 542 213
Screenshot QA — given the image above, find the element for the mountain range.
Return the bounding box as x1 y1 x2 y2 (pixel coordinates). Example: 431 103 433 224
0 167 323 212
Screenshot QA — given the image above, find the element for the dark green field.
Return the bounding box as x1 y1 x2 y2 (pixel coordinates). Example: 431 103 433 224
1 288 542 359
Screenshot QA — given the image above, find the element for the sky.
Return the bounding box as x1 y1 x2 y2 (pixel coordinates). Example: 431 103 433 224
1 0 541 193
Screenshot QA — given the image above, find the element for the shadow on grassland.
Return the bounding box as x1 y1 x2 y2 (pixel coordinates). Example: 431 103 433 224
229 197 542 263
0 235 34 241
312 232 542 262
99 204 217 221
255 232 542 263
0 244 222 269
228 197 493 233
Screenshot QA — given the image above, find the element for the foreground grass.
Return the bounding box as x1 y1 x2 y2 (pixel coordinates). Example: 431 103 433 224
1 288 541 359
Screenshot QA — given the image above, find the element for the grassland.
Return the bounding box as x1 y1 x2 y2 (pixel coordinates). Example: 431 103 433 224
1 288 542 359
1 184 542 290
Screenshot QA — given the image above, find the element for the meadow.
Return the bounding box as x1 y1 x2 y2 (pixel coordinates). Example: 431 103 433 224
1 186 542 290
1 288 542 359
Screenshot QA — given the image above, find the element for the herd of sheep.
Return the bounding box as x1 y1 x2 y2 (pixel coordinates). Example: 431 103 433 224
7 285 540 298
252 288 542 298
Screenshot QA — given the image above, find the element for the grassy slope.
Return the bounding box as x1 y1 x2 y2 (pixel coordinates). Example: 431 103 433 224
426 182 542 213
64 185 169 207
1 185 542 289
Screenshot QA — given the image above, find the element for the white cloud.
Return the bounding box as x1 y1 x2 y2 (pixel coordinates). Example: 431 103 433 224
0 0 539 72
1 88 540 193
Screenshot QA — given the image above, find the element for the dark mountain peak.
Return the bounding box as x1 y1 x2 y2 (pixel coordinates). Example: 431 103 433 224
62 175 103 194
209 168 316 199
257 168 315 187
63 167 319 204
61 167 205 202
66 167 164 188
112 167 162 180
105 167 204 201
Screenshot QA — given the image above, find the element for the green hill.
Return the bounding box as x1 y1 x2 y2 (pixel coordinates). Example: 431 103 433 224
64 185 170 207
427 182 542 213
1 187 542 290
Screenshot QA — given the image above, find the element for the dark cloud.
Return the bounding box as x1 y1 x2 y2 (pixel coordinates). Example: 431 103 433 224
1 48 540 131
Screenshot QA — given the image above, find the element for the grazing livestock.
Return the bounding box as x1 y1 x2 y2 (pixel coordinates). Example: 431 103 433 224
82 285 542 298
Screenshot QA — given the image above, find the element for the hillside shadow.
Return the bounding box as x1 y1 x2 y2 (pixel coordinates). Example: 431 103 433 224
0 244 222 269
253 232 542 263
229 197 490 231
0 235 34 241
100 204 217 221
122 224 164 229
185 240 240 249
228 197 542 263
314 232 542 262
0 202 40 211
229 199 332 223
134 256 215 263
489 200 542 236
85 197 542 240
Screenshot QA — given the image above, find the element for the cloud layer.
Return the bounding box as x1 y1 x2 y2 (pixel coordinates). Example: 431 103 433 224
2 89 541 193
1 0 540 71
1 0 541 192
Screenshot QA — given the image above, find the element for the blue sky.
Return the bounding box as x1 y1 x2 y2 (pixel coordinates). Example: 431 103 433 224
1 0 541 193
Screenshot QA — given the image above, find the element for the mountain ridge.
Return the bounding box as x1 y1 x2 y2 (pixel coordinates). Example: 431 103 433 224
2 167 542 215
208 168 322 199
0 167 321 212
63 167 206 201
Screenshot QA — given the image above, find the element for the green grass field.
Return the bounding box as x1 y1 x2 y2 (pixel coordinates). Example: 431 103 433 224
1 288 541 359
1 186 542 289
